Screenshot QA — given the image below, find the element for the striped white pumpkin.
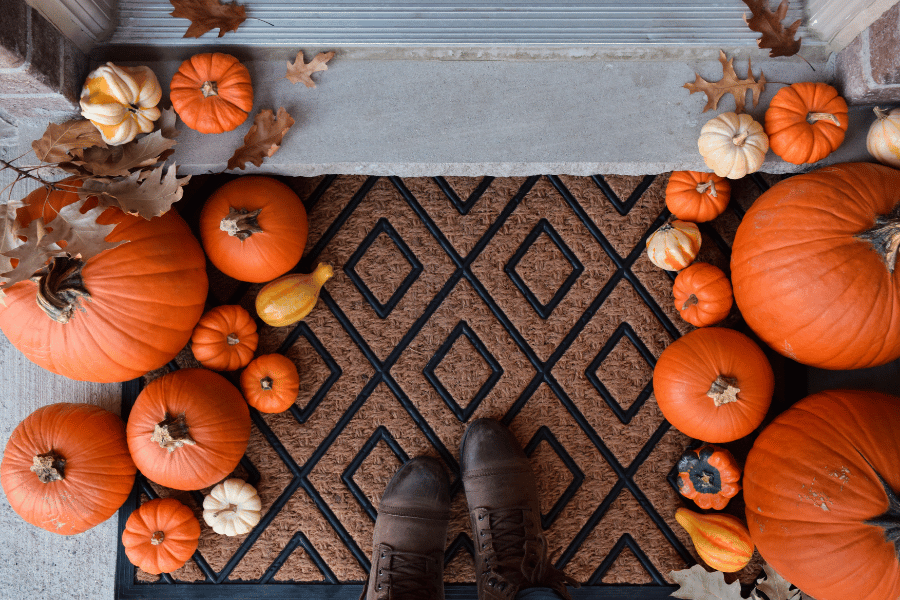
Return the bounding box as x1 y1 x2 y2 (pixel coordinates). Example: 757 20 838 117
646 220 702 271
80 62 162 145
866 107 900 168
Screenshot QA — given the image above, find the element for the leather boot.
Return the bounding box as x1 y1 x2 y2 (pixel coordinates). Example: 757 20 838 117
362 456 450 600
460 418 578 600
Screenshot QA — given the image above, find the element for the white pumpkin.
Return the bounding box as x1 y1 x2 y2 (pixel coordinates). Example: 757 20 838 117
698 112 769 179
646 220 702 271
79 62 162 145
202 478 262 536
866 107 900 168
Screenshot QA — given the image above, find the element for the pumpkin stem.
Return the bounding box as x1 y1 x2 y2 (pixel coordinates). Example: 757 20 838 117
214 503 239 518
732 130 749 146
151 531 165 545
806 112 841 126
151 412 197 452
31 256 91 324
707 375 740 406
862 466 900 559
695 180 718 198
30 450 65 483
260 376 274 390
226 333 240 346
220 207 264 241
201 81 218 98
855 204 900 274
874 107 890 121
682 294 700 310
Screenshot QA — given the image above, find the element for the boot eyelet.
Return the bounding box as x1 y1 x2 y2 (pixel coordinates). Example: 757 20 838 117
478 515 483 520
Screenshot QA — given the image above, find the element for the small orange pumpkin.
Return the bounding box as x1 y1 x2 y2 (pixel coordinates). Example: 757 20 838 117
676 444 741 510
199 176 309 283
121 498 201 574
675 508 754 572
191 305 258 371
1 403 136 535
665 172 731 223
653 327 774 443
170 52 253 134
645 220 702 271
765 82 848 165
240 354 300 413
672 262 733 327
126 368 251 491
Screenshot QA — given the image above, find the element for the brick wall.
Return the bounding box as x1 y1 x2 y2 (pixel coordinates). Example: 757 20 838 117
836 2 900 105
0 0 89 127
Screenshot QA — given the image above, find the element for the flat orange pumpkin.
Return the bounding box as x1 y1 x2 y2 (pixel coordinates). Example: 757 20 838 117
170 52 253 134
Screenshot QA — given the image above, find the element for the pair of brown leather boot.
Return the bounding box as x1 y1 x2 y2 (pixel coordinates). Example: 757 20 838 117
362 418 578 600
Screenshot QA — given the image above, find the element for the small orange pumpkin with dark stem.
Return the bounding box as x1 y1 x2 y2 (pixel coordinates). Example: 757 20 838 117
122 498 201 574
665 171 731 223
191 305 258 371
240 354 300 413
672 262 733 327
170 52 253 134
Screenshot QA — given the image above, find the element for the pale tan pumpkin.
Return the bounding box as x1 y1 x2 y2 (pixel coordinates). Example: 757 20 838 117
80 62 162 145
645 220 702 271
203 478 261 536
867 107 900 168
698 112 769 179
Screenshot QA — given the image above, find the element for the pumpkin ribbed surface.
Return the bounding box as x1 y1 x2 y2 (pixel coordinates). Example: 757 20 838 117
675 508 754 572
672 262 733 327
191 305 258 371
122 498 200 574
80 62 162 145
0 182 208 382
170 52 253 134
645 220 701 271
1 403 136 535
665 171 731 222
765 82 848 165
240 353 300 413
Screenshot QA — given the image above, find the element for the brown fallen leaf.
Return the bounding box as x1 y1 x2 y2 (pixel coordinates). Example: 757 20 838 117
670 565 745 600
742 0 802 58
66 130 177 177
79 165 190 219
169 0 246 38
226 108 294 171
32 119 106 164
751 563 800 600
684 50 766 113
286 51 335 88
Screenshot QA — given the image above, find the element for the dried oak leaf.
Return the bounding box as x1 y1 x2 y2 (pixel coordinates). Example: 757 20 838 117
66 130 177 177
79 165 191 219
684 50 766 113
1 218 64 288
169 0 246 38
32 119 106 164
40 198 126 263
227 107 294 171
742 0 802 58
751 563 800 600
156 107 181 140
286 51 335 88
670 565 745 600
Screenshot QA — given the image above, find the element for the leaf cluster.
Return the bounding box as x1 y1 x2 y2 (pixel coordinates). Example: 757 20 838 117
670 563 815 600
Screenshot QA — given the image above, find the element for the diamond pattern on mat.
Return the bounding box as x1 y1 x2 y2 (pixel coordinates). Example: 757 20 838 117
435 175 495 215
525 427 585 529
591 536 658 585
283 326 341 423
586 323 656 425
424 320 503 422
342 427 408 519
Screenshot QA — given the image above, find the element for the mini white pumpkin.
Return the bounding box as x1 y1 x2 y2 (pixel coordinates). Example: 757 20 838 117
698 112 769 179
202 478 261 536
646 220 702 271
80 62 162 145
866 107 900 168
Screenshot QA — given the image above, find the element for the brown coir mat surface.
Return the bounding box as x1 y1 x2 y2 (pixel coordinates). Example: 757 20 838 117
132 173 790 588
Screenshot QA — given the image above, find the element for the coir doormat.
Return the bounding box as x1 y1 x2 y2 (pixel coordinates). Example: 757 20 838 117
118 172 798 598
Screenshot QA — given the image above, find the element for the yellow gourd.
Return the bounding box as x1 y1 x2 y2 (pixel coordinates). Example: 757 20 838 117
80 62 162 145
255 263 334 327
675 507 754 572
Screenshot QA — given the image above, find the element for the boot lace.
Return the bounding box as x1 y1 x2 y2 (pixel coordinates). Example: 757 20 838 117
363 545 442 600
476 506 579 600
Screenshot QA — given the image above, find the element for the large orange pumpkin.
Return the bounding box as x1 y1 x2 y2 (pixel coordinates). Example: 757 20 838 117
765 82 848 165
731 163 900 370
744 389 900 600
126 368 250 491
652 327 773 443
198 176 308 283
170 52 253 134
1 403 136 535
122 498 201 574
0 181 208 382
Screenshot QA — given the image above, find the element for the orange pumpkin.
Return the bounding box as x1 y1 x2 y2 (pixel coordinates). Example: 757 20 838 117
121 498 200 574
191 305 258 371
0 403 136 535
672 262 733 327
765 82 848 165
199 176 309 283
665 171 731 222
0 181 208 382
652 327 773 443
170 52 253 134
126 368 251 491
675 508 754 572
240 354 300 413
731 163 900 370
744 390 900 600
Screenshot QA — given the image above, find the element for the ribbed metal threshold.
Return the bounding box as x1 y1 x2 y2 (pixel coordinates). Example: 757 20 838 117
108 0 817 47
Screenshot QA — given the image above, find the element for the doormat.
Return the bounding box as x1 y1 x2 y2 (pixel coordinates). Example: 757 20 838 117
118 172 800 598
